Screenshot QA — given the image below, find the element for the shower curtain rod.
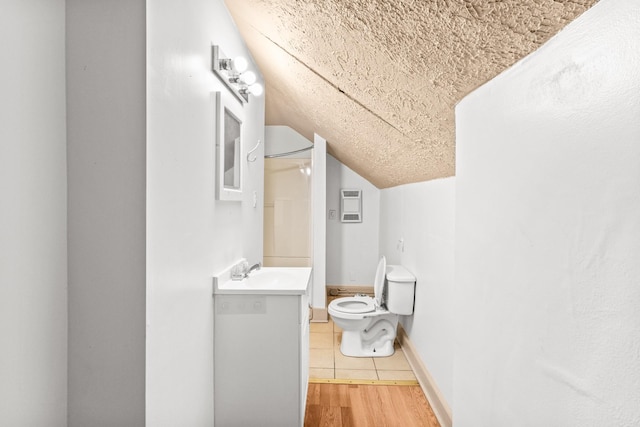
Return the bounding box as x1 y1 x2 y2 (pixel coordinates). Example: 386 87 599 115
264 145 314 158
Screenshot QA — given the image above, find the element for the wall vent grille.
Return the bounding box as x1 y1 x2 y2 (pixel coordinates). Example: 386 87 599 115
340 189 362 223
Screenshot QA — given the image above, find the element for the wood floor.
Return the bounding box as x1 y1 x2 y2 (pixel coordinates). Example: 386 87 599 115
304 383 440 427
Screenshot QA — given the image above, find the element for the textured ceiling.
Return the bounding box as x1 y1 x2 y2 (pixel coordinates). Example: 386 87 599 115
225 0 598 188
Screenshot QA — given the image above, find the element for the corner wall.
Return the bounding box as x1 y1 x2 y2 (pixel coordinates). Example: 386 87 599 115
66 1 147 425
327 155 381 286
146 0 265 424
311 134 327 314
379 178 455 406
0 1 67 425
454 0 640 425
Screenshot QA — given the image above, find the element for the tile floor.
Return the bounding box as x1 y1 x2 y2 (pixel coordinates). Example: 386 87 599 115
309 317 417 383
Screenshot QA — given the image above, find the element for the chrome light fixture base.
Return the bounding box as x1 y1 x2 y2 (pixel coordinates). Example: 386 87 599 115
212 45 262 104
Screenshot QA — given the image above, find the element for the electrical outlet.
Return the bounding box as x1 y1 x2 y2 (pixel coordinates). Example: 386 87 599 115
328 209 337 220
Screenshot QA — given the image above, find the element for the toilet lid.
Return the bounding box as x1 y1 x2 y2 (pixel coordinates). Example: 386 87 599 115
329 296 375 314
373 256 386 307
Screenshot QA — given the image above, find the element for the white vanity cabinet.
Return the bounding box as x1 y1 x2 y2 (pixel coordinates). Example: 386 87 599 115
213 267 311 427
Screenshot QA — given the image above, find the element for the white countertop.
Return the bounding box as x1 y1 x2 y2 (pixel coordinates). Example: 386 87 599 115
213 266 312 295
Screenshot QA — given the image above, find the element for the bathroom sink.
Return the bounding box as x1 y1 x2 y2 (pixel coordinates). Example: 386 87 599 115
213 266 312 295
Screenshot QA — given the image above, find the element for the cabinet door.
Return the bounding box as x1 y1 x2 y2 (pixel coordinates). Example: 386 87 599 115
214 295 299 427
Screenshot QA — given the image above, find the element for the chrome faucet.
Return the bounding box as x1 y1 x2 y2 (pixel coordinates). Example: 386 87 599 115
230 260 262 281
244 262 262 277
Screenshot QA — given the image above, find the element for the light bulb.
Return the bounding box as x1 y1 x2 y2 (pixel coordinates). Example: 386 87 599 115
241 70 257 85
233 56 248 73
248 83 264 96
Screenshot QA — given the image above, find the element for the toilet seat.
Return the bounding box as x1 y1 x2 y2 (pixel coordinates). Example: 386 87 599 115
329 296 374 314
328 256 388 320
328 297 389 320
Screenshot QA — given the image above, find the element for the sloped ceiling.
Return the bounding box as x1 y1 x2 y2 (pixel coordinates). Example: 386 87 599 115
225 0 598 188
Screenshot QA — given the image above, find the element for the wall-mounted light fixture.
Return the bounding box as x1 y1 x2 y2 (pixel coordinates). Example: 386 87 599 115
212 45 263 104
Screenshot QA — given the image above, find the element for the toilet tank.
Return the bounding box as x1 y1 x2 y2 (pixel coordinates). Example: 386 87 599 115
385 265 416 315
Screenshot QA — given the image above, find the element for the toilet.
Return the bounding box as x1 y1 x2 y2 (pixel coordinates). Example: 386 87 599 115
328 256 416 357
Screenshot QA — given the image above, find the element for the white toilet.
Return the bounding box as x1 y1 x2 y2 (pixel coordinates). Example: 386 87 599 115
328 256 416 357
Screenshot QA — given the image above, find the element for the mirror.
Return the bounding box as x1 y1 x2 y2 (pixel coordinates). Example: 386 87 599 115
215 91 244 201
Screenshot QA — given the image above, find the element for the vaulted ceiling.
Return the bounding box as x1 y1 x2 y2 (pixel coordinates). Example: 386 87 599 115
225 0 598 188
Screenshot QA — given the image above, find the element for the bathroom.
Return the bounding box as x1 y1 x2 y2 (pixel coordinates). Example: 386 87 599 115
4 1 640 427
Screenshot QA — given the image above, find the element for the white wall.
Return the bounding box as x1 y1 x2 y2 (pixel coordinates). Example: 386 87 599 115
146 0 265 424
66 1 146 425
454 0 640 425
379 178 455 406
0 1 67 425
327 155 381 286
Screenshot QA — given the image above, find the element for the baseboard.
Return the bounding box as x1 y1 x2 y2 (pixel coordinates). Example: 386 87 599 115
310 307 327 322
397 325 452 427
309 378 418 386
326 285 374 297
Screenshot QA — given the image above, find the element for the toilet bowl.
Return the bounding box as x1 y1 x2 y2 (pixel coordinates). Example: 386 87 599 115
328 257 416 358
